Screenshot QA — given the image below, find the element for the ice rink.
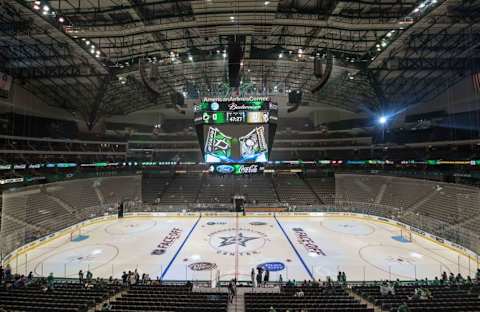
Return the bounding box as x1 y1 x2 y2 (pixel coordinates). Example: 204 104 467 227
7 215 478 282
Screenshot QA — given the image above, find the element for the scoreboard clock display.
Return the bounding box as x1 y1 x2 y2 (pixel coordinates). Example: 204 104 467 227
200 111 269 124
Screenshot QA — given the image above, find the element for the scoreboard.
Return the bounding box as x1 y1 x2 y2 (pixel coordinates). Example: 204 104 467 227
194 97 278 164
193 97 278 125
199 111 270 124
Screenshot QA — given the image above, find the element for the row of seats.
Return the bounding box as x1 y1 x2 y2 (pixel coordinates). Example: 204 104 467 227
245 286 374 312
0 175 142 257
0 281 120 312
353 284 480 312
107 284 228 312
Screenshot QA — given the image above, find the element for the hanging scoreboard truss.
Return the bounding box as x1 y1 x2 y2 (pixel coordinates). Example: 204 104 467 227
194 97 278 163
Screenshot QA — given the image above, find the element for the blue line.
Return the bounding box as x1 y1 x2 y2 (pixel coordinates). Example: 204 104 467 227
161 216 201 280
274 215 314 280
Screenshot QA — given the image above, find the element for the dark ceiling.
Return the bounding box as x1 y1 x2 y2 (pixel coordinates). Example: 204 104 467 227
0 0 479 128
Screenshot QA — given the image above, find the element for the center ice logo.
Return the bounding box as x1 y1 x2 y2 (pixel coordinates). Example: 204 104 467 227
208 228 269 256
218 232 260 247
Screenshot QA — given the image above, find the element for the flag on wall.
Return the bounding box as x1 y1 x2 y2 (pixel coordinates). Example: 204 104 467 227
473 71 480 95
0 72 13 98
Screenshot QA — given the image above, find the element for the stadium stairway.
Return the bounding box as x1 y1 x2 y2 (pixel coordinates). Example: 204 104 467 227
91 289 128 312
231 287 281 312
303 178 324 204
345 288 382 312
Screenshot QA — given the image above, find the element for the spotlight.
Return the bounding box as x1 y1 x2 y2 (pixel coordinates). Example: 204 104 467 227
188 55 193 61
378 116 388 125
43 5 49 12
58 17 65 23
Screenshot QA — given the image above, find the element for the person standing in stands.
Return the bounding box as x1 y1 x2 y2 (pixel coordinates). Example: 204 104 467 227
256 271 262 287
78 270 84 283
397 302 410 312
264 269 270 285
228 280 235 302
251 268 255 287
341 272 347 285
47 273 54 290
4 265 11 281
86 270 93 282
0 266 3 284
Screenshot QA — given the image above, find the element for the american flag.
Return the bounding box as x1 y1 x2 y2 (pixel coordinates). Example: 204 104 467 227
473 71 480 94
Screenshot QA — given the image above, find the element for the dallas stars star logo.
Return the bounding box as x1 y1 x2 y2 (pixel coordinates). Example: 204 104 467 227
218 232 260 247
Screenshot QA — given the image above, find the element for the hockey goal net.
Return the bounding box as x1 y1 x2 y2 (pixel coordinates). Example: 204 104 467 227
400 228 413 242
69 226 83 241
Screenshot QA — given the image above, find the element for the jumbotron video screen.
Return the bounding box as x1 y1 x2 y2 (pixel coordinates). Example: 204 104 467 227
203 124 269 163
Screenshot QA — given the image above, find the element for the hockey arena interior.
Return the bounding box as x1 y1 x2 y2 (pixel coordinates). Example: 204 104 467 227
1 0 480 311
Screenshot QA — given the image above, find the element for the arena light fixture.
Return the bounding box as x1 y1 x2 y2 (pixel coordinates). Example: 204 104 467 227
378 116 388 125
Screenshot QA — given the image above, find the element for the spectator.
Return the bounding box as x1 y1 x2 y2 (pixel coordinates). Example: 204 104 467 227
269 307 276 312
251 268 255 286
228 280 235 302
264 269 270 284
86 270 93 282
466 276 473 285
456 273 464 285
397 302 410 312
448 273 455 285
0 266 3 284
279 274 283 283
121 271 128 284
441 271 448 282
27 272 33 281
380 281 395 296
79 270 84 283
256 272 262 287
101 302 112 311
294 289 304 297
4 265 11 281
47 273 54 290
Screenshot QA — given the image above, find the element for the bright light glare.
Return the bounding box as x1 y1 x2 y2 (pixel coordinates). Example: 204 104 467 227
378 116 387 125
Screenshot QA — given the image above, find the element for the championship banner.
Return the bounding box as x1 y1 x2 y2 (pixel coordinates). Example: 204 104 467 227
204 127 233 162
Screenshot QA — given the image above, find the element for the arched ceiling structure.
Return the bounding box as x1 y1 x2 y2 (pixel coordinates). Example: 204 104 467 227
0 0 479 127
